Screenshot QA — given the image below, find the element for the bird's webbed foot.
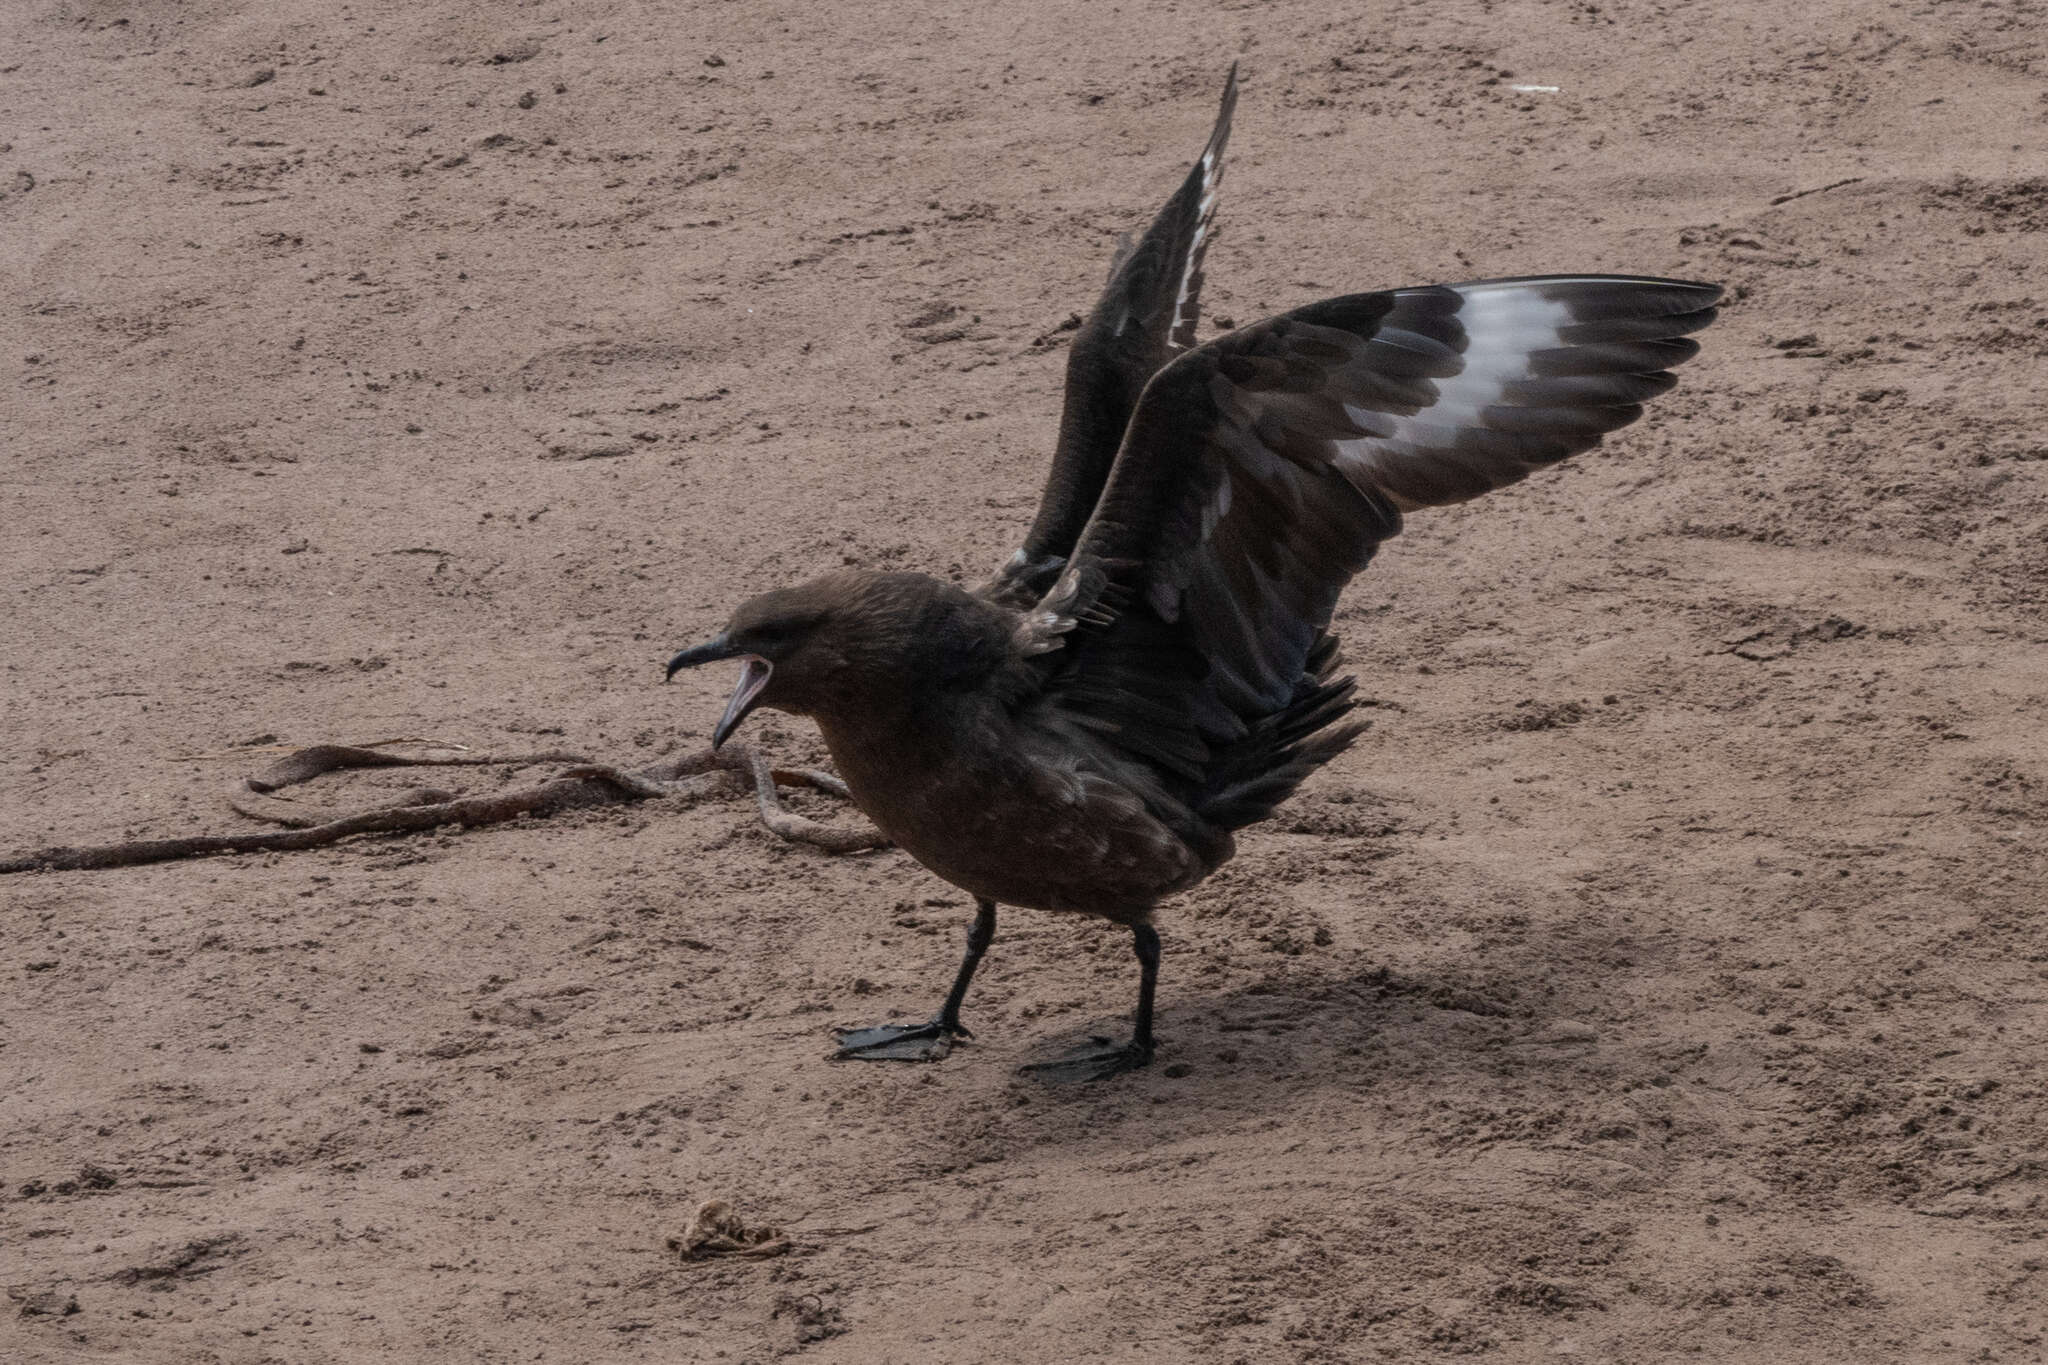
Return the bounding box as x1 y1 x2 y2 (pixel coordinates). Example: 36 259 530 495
1017 1034 1155 1084
831 1017 971 1063
832 899 997 1064
1018 921 1162 1083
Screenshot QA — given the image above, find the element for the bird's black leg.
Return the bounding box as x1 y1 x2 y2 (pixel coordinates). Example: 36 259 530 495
833 899 996 1062
934 897 998 1034
1131 922 1160 1055
1019 921 1161 1084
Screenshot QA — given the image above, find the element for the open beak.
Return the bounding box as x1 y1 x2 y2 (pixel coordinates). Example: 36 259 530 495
664 636 772 749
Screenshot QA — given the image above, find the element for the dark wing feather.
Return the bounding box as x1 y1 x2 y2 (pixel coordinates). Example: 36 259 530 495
980 65 1239 608
1019 275 1720 823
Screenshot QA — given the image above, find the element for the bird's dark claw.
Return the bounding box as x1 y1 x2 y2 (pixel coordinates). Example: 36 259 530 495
1018 1035 1155 1084
831 1018 970 1063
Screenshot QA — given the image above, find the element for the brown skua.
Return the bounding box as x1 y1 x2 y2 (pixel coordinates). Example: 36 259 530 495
667 67 1720 1080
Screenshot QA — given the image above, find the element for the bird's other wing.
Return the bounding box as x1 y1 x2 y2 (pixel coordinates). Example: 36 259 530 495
979 65 1239 609
1016 274 1721 788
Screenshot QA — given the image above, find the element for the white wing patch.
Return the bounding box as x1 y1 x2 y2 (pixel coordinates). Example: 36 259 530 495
1412 284 1573 425
1330 284 1577 507
1169 147 1225 351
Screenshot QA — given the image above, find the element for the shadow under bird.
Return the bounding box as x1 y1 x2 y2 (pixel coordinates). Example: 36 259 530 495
666 66 1720 1081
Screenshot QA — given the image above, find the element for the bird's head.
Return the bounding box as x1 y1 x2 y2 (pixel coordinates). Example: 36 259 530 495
665 570 993 747
663 582 842 747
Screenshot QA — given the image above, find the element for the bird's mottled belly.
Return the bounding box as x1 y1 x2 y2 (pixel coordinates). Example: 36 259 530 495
818 716 1200 921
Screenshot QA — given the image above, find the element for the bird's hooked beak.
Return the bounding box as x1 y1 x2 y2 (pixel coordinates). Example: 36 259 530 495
664 635 772 749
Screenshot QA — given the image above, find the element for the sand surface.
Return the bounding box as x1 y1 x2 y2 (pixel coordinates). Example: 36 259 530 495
5 0 2048 1360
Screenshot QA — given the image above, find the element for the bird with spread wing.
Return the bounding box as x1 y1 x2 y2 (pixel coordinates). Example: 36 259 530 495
666 66 1720 1081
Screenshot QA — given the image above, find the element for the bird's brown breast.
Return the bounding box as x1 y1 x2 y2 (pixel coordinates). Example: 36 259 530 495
815 700 1204 922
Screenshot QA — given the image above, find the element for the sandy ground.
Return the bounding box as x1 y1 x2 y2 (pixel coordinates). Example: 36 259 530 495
5 0 2048 1360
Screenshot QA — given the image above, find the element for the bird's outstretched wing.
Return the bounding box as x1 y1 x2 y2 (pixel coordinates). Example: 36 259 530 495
1016 275 1721 804
980 66 1239 608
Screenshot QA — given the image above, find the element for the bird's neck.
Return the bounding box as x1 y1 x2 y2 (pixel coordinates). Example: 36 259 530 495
811 693 977 832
